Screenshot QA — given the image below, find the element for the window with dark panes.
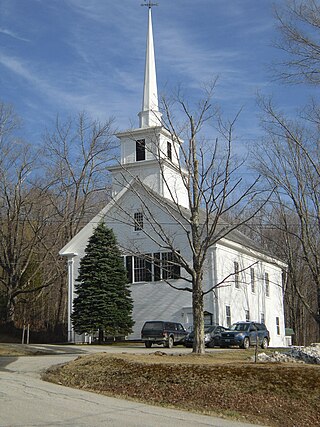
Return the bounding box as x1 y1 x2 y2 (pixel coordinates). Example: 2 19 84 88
136 139 145 161
132 255 152 282
162 252 180 280
126 251 180 283
134 212 143 231
234 261 239 288
276 316 280 335
250 268 255 293
226 305 231 328
134 256 146 282
162 252 173 280
265 272 270 297
167 141 172 161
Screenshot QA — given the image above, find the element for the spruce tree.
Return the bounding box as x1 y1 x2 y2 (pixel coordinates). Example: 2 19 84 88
71 222 134 342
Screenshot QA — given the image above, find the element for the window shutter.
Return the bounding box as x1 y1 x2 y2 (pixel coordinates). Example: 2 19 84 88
146 253 152 282
126 256 133 283
154 252 161 281
173 252 180 279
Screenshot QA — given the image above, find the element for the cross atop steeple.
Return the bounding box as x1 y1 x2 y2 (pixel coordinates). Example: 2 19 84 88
138 2 162 128
141 1 158 9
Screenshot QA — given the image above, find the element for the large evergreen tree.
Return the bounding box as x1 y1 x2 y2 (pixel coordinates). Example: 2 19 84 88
71 222 134 342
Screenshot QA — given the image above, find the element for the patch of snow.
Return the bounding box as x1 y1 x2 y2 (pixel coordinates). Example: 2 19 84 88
253 343 320 364
285 343 320 364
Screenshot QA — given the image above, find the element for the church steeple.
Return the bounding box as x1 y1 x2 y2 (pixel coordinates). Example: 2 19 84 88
109 3 189 209
138 4 162 128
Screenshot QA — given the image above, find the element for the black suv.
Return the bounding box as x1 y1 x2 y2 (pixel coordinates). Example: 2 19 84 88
141 321 188 348
184 325 227 348
219 321 270 349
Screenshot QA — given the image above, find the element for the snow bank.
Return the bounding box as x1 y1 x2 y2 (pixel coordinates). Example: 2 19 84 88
254 343 320 364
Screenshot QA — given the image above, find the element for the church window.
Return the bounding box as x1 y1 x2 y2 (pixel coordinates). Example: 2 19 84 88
276 316 280 335
125 255 152 283
245 310 250 322
134 212 143 231
162 252 172 280
125 251 180 283
226 306 231 328
234 261 239 288
136 139 145 161
161 251 180 280
250 268 255 293
134 256 147 282
265 272 270 297
261 313 265 324
167 141 172 161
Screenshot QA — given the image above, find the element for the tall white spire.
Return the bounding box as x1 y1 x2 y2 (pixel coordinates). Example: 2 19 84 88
138 5 162 128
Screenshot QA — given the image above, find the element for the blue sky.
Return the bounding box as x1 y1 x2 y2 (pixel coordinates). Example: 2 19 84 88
0 0 312 144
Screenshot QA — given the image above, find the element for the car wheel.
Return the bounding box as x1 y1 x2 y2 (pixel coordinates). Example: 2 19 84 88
207 341 215 348
145 341 152 348
261 337 268 349
242 337 250 349
166 336 174 349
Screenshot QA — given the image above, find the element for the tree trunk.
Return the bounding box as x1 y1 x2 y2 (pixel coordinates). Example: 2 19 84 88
98 328 104 345
192 274 205 354
5 294 15 324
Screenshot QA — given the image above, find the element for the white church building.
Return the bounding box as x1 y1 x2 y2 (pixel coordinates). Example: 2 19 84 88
60 6 286 347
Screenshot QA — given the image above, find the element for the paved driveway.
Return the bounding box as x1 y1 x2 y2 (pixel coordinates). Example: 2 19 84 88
0 344 265 427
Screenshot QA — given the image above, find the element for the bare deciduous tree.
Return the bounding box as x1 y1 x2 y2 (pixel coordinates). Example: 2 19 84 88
43 112 117 242
0 106 118 337
0 102 61 323
115 83 266 354
35 113 118 334
253 97 320 340
274 0 320 84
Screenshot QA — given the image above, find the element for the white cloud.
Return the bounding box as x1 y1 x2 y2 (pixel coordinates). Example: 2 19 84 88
0 51 140 128
0 28 30 42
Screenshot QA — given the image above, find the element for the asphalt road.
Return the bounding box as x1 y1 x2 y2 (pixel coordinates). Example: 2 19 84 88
0 344 265 427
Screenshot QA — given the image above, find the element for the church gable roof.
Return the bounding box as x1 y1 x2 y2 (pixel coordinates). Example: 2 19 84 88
60 179 284 267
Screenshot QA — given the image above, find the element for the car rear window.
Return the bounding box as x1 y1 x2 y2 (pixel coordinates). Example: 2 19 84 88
142 322 163 331
256 323 266 330
231 323 250 331
205 326 216 333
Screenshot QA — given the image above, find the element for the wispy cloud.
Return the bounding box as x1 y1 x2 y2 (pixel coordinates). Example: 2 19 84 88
156 27 256 102
0 51 139 128
0 53 35 81
0 28 30 42
0 52 88 106
0 0 312 145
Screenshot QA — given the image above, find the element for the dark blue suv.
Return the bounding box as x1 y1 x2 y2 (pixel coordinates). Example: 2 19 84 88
219 321 270 349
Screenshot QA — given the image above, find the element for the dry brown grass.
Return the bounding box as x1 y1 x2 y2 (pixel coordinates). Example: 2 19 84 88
0 343 41 357
43 350 320 427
